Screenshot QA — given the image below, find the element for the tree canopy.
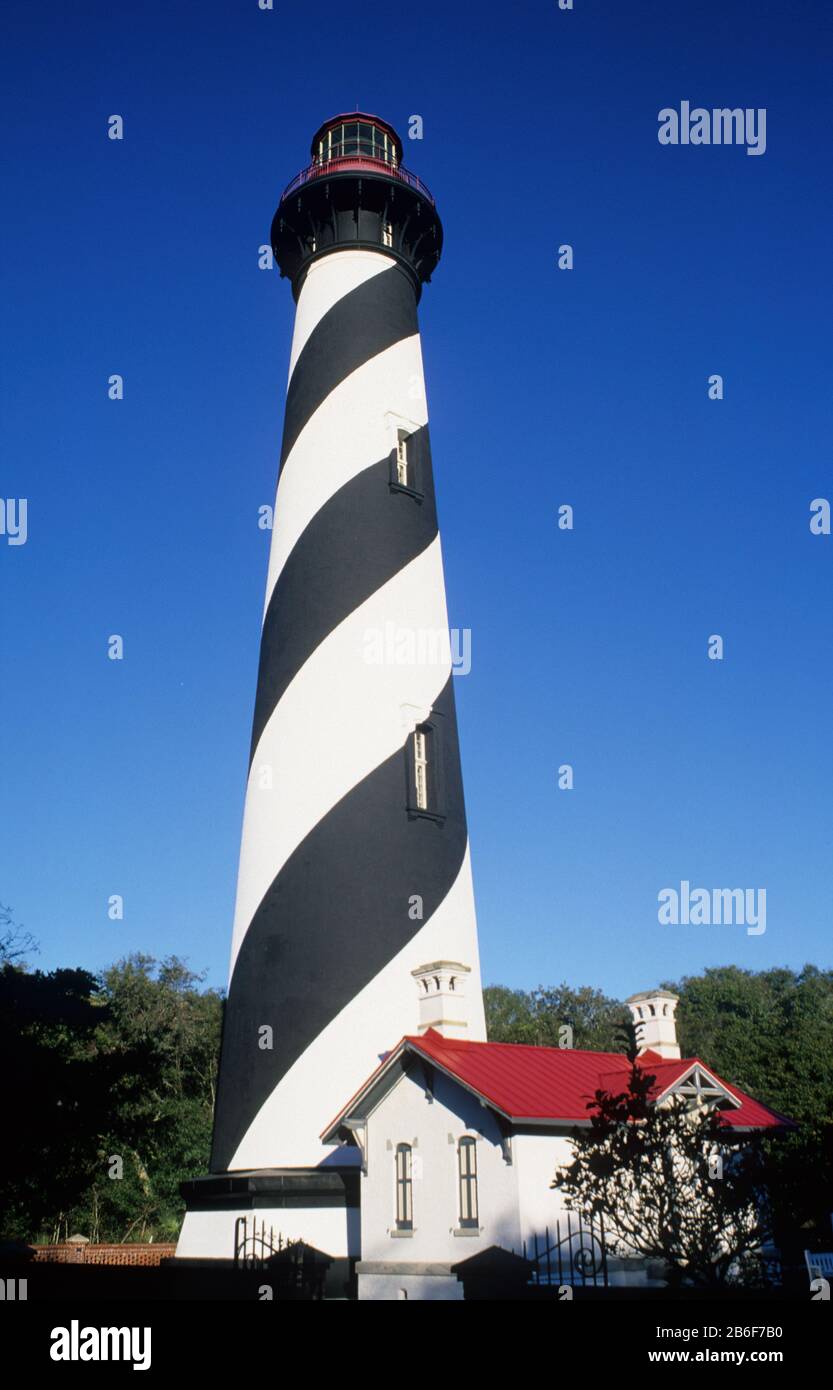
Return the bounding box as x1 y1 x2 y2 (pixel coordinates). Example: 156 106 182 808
485 966 833 1244
0 953 223 1244
551 1056 774 1287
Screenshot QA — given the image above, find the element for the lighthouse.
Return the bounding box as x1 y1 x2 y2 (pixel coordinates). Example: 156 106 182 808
177 113 485 1266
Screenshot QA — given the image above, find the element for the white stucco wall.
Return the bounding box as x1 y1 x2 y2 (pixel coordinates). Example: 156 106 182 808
357 1072 668 1295
515 1131 636 1285
514 1132 576 1243
357 1271 464 1301
360 1068 521 1267
176 1204 359 1260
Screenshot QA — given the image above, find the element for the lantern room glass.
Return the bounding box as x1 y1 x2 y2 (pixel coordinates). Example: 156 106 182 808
317 122 398 168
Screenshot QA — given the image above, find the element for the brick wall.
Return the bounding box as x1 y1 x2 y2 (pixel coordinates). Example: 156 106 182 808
31 1242 177 1266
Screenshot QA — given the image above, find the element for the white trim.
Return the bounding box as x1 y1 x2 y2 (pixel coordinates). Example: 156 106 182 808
654 1062 742 1110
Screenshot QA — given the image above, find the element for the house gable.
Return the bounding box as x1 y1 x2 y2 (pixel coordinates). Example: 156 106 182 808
656 1062 742 1110
357 1060 522 1275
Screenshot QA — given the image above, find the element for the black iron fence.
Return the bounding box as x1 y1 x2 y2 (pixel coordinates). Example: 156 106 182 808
233 1218 331 1299
523 1213 608 1289
233 1216 286 1268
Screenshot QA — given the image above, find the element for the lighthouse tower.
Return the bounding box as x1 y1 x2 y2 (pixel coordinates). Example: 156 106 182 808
177 114 485 1265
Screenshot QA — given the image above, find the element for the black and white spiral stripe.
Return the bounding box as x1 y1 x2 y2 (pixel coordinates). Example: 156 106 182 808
211 250 484 1173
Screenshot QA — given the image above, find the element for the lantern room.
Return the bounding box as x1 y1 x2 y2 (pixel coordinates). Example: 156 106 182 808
273 112 442 297
311 112 403 170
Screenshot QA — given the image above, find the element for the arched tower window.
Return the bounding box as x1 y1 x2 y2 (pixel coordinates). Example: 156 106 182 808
395 1143 413 1230
458 1137 479 1228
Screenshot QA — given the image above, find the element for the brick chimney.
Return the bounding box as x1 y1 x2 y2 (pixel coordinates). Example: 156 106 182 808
412 962 471 1039
625 989 681 1059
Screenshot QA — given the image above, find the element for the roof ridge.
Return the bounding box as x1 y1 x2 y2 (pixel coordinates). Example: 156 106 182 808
410 1033 633 1059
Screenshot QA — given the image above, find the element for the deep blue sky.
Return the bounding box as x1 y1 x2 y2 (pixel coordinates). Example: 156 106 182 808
3 1 831 1000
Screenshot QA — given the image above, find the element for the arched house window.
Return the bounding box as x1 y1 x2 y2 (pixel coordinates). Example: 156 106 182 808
395 1143 413 1231
458 1136 479 1229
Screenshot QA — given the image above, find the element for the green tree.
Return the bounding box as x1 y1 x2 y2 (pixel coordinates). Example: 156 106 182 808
0 953 223 1245
485 982 627 1050
0 901 38 966
490 965 833 1245
0 962 103 1240
668 965 833 1245
78 955 223 1242
552 1059 774 1287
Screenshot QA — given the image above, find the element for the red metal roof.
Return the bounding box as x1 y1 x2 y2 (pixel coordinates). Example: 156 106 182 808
322 1031 794 1138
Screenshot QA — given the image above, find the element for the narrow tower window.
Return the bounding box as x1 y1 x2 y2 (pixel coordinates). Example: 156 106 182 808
458 1137 478 1228
406 717 444 821
382 220 393 248
396 432 409 486
389 424 423 500
395 1143 413 1230
414 728 428 810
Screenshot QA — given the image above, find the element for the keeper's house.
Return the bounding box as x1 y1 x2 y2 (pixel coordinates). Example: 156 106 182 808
322 968 793 1301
